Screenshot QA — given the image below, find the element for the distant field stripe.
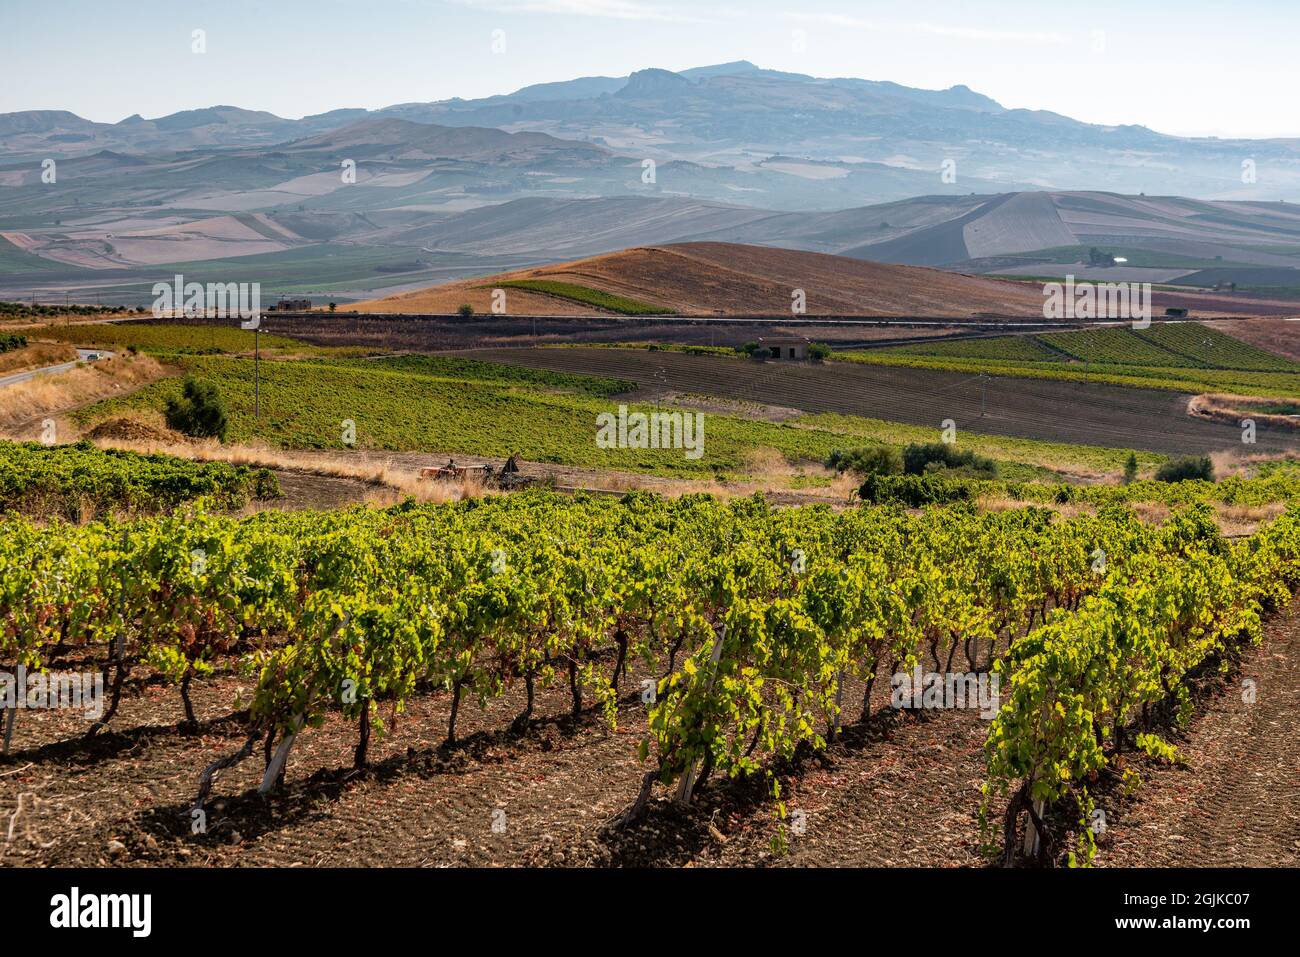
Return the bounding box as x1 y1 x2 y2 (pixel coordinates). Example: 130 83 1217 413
879 334 1063 363
481 280 671 316
1134 324 1300 372
1038 329 1196 367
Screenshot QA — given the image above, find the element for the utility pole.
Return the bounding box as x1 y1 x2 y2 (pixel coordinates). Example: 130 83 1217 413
254 326 261 418
980 373 988 417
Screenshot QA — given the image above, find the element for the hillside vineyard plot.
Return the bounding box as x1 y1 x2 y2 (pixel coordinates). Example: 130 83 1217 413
458 347 1297 454
2 493 1297 865
0 441 280 519
881 325 1300 373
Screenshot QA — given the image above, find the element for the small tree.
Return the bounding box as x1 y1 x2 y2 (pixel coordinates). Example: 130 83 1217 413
1122 452 1138 485
458 303 474 318
328 302 337 313
165 377 229 441
807 342 832 364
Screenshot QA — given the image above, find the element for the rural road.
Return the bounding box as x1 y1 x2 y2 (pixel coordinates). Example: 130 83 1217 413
0 349 113 389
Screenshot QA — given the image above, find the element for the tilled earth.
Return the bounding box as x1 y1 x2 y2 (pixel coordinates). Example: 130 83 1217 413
1097 601 1300 867
1 606 1296 868
456 346 1297 456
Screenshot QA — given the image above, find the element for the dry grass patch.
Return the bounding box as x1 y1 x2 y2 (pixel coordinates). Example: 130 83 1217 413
81 431 490 505
0 353 169 432
0 342 78 375
1215 501 1289 537
1189 393 1300 431
1210 449 1300 479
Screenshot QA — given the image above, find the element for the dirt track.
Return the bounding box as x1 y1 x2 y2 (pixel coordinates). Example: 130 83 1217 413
1099 602 1300 867
458 347 1298 456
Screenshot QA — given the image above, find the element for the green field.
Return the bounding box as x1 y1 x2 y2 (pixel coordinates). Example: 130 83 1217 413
858 324 1300 397
482 280 671 315
0 237 68 274
0 241 468 301
1039 328 1194 367
0 440 279 519
75 353 1154 481
37 321 306 355
884 335 1063 363
1137 323 1298 371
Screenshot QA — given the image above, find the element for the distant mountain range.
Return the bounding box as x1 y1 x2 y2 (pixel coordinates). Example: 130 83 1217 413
3 62 1300 304
6 60 1300 201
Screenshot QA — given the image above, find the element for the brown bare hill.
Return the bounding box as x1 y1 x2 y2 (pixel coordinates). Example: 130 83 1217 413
356 242 1048 317
1206 318 1300 362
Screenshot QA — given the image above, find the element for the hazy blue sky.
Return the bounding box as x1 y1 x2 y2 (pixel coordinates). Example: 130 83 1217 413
3 0 1296 138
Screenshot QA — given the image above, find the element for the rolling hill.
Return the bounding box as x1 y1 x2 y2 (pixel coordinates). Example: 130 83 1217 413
353 243 1051 318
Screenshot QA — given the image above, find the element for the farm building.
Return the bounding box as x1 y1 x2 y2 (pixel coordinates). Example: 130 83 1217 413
758 336 809 360
270 298 312 312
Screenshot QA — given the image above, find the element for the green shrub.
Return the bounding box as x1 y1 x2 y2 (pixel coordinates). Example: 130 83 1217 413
902 442 998 478
808 342 832 363
858 473 977 507
1154 455 1214 483
824 445 902 476
164 377 229 441
457 303 474 318
251 467 282 500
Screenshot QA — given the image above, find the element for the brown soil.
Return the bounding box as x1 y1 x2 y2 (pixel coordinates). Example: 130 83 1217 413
83 416 185 444
268 469 388 510
356 243 1052 318
1096 601 1300 867
2 602 1295 868
0 646 988 868
248 310 968 354
457 346 1299 456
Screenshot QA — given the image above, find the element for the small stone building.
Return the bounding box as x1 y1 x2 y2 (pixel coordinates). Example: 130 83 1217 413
759 336 808 360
